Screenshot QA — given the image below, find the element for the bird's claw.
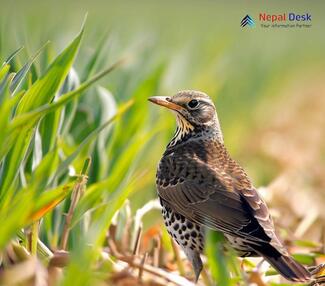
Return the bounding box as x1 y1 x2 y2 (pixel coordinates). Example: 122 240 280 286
309 264 325 286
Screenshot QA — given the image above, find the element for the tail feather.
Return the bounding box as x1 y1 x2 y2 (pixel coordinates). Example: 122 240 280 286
252 242 311 282
265 254 311 282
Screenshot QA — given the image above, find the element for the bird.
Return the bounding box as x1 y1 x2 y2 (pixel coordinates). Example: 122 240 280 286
148 90 311 283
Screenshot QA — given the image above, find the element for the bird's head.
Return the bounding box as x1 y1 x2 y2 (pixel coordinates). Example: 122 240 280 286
149 90 223 144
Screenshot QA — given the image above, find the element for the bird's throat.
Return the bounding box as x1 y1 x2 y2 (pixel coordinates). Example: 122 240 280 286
167 114 224 148
167 115 195 147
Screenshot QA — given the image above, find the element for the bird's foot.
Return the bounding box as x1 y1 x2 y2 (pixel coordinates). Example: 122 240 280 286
308 263 325 276
309 263 325 286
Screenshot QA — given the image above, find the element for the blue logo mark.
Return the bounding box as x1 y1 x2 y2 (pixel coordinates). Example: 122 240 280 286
241 15 255 27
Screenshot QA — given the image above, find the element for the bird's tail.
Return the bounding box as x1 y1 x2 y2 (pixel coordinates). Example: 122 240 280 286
265 253 311 282
252 241 311 282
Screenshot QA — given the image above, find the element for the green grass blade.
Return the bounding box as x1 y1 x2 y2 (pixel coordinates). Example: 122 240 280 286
29 182 74 223
81 31 109 82
0 63 10 82
3 46 24 65
15 29 83 114
7 57 127 133
206 230 231 286
10 41 49 94
0 90 24 154
0 27 84 196
49 99 133 185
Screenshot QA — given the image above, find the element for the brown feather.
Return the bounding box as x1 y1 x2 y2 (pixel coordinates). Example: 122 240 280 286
151 90 310 282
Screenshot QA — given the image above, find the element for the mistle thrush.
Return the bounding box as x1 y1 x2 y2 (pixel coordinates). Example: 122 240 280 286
149 90 311 282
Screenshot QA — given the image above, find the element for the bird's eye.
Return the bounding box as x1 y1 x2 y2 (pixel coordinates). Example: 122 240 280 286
187 99 199 109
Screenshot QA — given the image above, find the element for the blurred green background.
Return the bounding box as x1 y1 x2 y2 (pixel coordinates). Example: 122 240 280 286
2 0 324 179
0 1 325 285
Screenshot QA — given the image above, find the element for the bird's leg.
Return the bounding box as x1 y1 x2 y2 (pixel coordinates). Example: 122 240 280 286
308 263 325 276
192 253 203 283
308 263 325 286
183 248 203 282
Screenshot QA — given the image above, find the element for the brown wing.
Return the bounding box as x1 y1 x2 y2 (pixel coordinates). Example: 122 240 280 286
157 143 285 252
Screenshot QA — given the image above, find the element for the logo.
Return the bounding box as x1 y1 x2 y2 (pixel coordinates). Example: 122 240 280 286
259 12 311 22
240 13 312 29
240 15 255 27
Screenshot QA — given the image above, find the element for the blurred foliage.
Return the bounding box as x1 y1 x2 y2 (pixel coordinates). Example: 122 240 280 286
0 1 325 285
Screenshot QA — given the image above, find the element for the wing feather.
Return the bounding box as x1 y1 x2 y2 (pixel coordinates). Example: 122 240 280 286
157 153 276 245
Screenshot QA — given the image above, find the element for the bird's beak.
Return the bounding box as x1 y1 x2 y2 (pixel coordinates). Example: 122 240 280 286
148 96 183 111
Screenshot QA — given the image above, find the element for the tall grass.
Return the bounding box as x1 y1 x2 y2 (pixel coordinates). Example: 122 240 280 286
0 20 160 284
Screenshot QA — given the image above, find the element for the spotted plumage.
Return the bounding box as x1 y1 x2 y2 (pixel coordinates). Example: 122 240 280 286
149 90 311 283
162 202 204 252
